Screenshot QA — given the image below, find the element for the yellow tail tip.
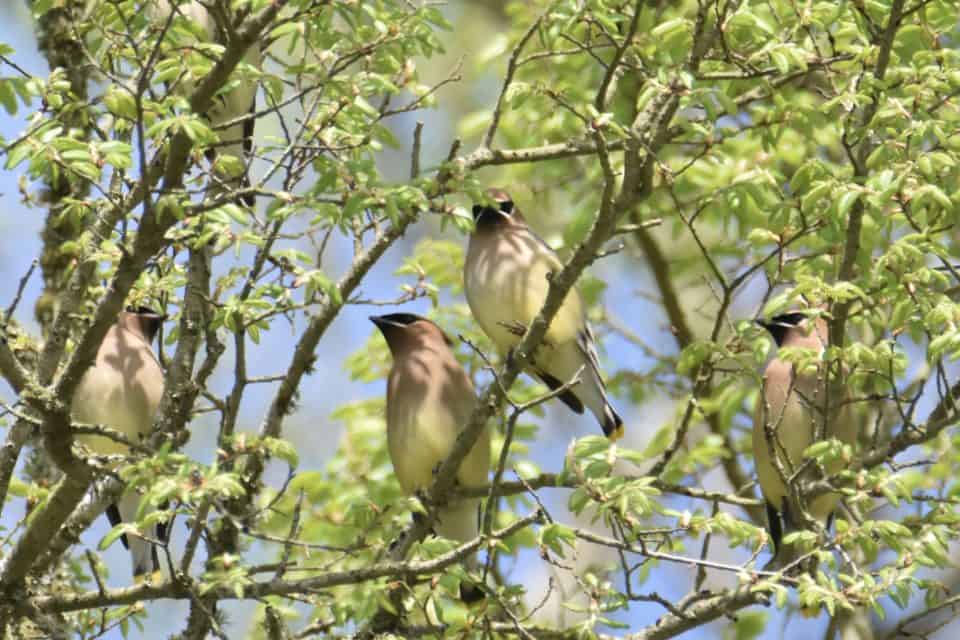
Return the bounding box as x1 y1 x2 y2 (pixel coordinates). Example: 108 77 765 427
608 424 625 442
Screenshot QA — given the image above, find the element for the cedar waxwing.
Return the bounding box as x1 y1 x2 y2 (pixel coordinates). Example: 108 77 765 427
370 313 490 603
152 1 261 205
464 188 623 440
73 307 166 581
753 312 856 568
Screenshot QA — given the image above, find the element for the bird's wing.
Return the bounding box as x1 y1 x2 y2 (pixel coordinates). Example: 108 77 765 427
533 369 585 414
575 323 607 388
519 229 586 346
243 99 256 157
106 504 130 549
526 225 563 266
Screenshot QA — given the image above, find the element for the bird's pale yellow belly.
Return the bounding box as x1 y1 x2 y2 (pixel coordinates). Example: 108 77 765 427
465 243 581 354
387 406 459 495
72 362 160 457
753 379 853 522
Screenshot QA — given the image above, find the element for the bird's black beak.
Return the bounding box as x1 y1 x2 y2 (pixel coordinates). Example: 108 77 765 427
369 315 398 333
370 316 402 352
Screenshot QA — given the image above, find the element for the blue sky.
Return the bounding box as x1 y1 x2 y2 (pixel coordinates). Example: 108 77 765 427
0 2 951 639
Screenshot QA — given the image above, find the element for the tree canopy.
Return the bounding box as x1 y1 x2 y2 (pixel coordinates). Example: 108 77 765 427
0 0 959 638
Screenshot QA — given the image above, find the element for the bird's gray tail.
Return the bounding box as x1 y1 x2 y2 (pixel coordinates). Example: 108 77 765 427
434 499 487 604
601 402 624 441
578 364 623 441
110 491 163 583
457 550 487 605
763 503 833 618
762 502 826 575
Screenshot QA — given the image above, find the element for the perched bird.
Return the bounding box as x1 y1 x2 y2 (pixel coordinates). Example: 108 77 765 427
753 311 856 569
370 313 490 603
464 188 623 439
73 307 166 582
152 1 261 205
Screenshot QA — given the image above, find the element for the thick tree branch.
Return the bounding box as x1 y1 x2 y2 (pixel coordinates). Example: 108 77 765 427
0 338 30 395
628 586 766 640
0 420 31 523
29 477 124 580
0 475 89 588
154 243 213 443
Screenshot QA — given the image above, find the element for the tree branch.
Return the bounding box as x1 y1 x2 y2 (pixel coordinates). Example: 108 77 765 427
30 511 541 613
455 472 761 508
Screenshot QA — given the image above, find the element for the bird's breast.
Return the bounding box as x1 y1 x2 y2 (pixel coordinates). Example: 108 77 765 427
466 237 584 356
72 346 164 457
387 398 459 494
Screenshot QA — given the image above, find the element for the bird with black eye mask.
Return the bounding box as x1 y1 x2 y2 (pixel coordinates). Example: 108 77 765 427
464 188 624 440
752 310 857 574
73 306 168 582
370 313 491 603
471 192 515 231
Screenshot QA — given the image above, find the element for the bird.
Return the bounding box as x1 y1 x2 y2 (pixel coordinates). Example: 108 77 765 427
370 313 490 603
73 307 166 582
464 188 623 440
152 1 261 205
753 311 856 570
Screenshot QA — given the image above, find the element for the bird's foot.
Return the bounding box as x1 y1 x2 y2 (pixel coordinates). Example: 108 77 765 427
497 320 527 337
497 320 554 349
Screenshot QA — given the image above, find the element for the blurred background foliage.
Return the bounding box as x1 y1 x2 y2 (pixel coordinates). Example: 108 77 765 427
0 0 959 638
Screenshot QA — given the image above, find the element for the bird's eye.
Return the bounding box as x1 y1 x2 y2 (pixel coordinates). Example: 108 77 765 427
499 200 514 214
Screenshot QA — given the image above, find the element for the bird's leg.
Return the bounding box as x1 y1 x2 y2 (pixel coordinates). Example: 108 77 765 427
498 319 527 337
497 319 554 349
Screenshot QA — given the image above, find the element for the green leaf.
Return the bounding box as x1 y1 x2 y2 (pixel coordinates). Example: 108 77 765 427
642 424 673 460
539 522 576 557
0 81 17 115
834 188 861 220
100 523 138 551
265 437 300 469
572 436 611 460
732 610 768 640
